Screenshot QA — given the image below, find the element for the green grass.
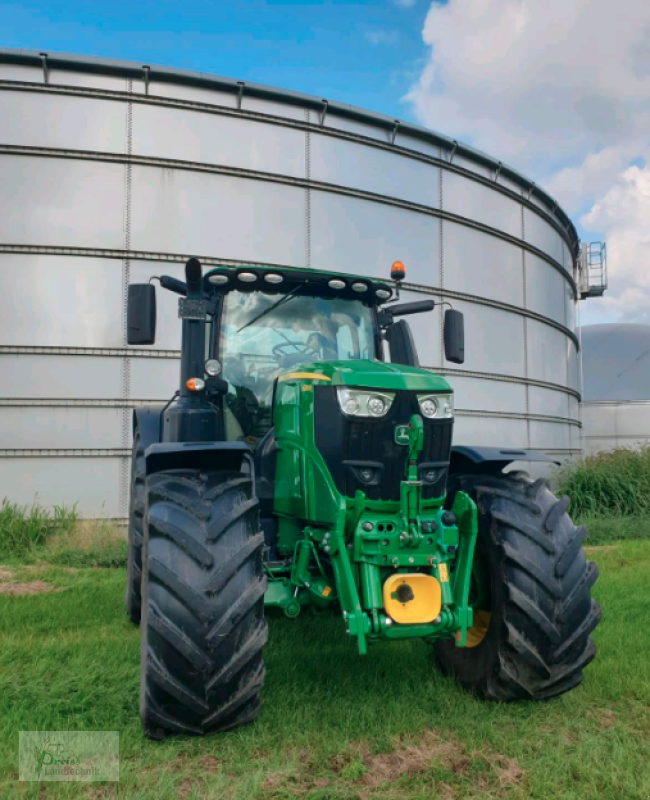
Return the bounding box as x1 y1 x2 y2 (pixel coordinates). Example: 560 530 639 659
0 499 78 556
0 542 648 799
0 500 127 569
556 445 650 517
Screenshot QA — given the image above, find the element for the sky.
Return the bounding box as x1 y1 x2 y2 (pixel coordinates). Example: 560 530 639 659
1 0 648 326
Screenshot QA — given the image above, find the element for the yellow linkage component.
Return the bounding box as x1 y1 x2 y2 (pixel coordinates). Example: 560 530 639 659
463 610 491 648
278 372 331 382
383 573 441 625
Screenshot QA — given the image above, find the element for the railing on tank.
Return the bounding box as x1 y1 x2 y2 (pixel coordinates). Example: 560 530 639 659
578 242 607 299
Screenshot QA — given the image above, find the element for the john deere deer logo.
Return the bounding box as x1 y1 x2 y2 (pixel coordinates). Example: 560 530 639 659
394 425 410 445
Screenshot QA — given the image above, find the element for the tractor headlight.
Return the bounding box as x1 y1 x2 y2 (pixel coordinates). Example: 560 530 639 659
418 394 453 419
337 388 395 418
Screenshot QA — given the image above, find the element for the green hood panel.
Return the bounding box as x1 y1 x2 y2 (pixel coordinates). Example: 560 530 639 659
280 360 451 393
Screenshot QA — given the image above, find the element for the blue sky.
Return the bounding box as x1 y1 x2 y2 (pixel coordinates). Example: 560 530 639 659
0 0 431 124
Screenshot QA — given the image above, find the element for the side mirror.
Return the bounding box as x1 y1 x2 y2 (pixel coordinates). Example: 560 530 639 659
385 319 419 367
443 309 464 364
127 284 156 345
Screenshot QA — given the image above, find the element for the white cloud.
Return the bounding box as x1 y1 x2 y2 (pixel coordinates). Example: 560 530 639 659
406 0 650 323
365 28 399 45
580 165 650 324
408 0 650 172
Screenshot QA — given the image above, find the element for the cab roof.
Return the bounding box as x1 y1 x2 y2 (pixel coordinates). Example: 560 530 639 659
203 265 394 304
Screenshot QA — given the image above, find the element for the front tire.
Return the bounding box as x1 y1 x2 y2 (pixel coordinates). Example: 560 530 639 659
140 468 267 738
435 474 601 701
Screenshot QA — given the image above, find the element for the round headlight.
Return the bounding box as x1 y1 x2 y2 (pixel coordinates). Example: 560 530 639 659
420 398 438 418
205 359 221 376
238 271 257 283
208 273 229 285
343 396 359 415
368 395 387 416
328 279 346 290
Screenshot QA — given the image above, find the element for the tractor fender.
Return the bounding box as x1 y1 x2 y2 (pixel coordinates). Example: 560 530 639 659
449 445 560 477
132 407 253 476
132 406 165 452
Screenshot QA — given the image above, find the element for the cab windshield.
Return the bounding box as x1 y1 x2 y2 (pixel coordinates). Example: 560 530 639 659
218 289 377 443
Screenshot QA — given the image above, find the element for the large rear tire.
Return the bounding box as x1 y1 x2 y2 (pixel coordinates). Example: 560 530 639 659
435 474 600 701
140 468 267 738
124 429 145 624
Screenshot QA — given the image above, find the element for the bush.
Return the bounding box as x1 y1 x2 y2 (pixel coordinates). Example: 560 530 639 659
0 499 78 555
556 446 650 518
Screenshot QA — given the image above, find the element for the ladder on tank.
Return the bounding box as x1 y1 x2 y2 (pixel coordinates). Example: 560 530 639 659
578 242 607 299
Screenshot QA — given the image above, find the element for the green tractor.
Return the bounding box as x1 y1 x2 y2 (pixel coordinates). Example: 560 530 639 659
125 257 600 739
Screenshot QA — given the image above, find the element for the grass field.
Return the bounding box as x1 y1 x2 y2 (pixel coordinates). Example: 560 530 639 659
0 536 648 799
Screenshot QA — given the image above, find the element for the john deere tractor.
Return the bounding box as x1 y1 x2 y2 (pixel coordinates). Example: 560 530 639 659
125 257 600 739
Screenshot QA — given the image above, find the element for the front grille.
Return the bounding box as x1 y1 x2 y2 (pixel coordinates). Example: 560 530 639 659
314 386 453 501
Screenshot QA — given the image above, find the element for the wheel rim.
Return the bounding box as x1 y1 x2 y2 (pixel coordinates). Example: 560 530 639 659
465 551 491 648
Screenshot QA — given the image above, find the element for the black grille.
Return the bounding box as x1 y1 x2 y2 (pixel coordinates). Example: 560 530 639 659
314 386 453 501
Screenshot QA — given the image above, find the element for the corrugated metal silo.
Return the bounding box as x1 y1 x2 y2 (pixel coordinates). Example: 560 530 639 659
0 48 589 517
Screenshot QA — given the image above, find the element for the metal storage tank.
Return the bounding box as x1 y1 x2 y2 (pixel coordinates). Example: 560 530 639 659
0 48 595 518
581 324 650 454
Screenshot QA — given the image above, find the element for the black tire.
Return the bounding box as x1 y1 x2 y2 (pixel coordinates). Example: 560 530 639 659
434 473 601 701
139 468 267 738
124 429 145 624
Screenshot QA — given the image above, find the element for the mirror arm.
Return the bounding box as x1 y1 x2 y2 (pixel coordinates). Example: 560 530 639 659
159 275 188 296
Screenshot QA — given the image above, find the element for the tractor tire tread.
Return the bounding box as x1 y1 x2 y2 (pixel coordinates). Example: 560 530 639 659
140 468 266 738
434 473 600 702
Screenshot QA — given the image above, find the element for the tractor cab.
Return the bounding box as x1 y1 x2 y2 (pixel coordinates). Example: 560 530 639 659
207 267 386 447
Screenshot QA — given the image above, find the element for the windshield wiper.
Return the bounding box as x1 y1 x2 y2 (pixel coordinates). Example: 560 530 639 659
237 285 303 333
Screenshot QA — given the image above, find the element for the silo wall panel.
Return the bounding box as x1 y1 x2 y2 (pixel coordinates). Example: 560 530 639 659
0 156 124 248
453 415 528 448
528 385 571 419
147 82 237 108
309 192 439 282
0 63 41 81
129 166 306 264
450 376 527 415
524 207 564 265
309 134 440 208
441 224 523 308
0 407 123 449
0 255 122 348
0 355 122 399
526 320 573 387
525 254 567 326
132 104 306 178
130 358 179 401
530 420 574 450
442 171 521 239
0 457 121 517
450 300 525 378
0 91 128 152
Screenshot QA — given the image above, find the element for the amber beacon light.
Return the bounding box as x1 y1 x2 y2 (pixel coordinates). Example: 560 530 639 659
391 260 406 281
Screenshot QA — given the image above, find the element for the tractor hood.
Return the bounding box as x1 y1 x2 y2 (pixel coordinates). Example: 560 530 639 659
278 359 452 393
